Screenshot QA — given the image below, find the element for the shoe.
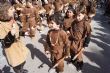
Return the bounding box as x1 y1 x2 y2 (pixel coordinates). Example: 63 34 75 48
76 61 83 72
77 70 82 73
22 69 28 73
25 32 30 36
23 69 28 73
58 72 64 73
20 31 30 36
20 31 25 36
70 59 77 66
77 67 82 72
29 34 35 37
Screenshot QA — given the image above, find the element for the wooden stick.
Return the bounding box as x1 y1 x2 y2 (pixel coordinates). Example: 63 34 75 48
53 57 65 68
49 56 65 72
49 48 84 73
72 48 84 61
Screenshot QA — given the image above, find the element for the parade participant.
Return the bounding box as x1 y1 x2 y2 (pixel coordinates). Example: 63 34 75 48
20 0 38 37
32 0 46 32
12 0 26 5
0 2 29 73
51 0 65 28
42 2 54 28
69 0 80 10
83 0 96 23
14 1 26 20
54 0 63 12
68 0 96 24
104 0 110 15
46 15 70 73
69 9 91 72
63 6 76 34
43 3 54 16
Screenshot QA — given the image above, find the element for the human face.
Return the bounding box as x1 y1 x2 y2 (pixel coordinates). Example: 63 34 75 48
8 6 15 18
48 21 59 30
66 10 74 18
27 2 33 8
77 13 85 21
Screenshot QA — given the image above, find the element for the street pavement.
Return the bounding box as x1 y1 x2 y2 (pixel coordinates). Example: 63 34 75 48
0 8 110 73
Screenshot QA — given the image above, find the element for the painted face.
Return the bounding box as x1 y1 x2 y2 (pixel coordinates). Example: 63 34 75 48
48 20 59 30
77 13 85 21
66 10 74 18
8 6 15 18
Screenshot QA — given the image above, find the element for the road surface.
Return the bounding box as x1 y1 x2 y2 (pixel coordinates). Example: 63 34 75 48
0 8 110 73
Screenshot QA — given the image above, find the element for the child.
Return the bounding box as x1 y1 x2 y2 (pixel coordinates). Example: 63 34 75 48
46 15 70 73
0 2 29 73
69 10 91 72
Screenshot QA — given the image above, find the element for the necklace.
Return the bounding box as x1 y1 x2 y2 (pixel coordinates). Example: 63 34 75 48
49 30 59 46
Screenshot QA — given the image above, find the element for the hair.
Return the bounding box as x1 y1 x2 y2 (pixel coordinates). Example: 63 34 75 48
47 14 64 28
76 4 86 15
47 15 56 24
67 5 76 13
0 2 12 21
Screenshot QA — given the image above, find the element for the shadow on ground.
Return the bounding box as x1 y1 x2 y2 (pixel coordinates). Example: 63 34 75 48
0 65 13 73
82 8 110 73
26 44 51 68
